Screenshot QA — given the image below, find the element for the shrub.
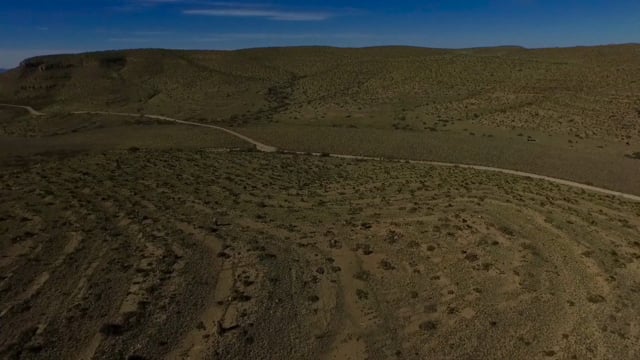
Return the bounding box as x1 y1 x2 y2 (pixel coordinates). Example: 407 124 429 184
624 152 640 160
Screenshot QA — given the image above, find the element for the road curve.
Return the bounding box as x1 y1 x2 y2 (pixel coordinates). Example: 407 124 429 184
3 104 640 202
75 111 640 203
72 111 277 153
328 153 640 203
0 104 45 116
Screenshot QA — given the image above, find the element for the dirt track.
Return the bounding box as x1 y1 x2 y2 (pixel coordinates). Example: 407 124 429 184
3 103 639 202
68 108 640 203
0 104 45 116
71 111 277 153
3 104 640 359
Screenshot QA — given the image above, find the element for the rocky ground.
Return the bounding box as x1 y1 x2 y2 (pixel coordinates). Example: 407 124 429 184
2 150 639 359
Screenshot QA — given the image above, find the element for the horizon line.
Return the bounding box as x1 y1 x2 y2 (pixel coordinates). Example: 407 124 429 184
3 42 639 68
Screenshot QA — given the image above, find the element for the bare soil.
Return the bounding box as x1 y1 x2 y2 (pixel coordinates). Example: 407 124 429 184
2 150 640 359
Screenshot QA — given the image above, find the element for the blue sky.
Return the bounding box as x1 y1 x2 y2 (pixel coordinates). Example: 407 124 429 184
0 0 638 67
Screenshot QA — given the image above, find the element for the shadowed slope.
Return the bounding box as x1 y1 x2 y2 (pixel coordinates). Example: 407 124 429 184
1 150 640 359
1 45 639 140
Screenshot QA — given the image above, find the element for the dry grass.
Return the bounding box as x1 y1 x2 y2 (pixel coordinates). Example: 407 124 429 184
2 45 640 359
0 113 251 164
1 150 640 359
2 45 639 140
238 124 640 196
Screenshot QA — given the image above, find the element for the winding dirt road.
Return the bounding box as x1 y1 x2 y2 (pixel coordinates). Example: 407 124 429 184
4 104 640 202
0 104 45 116
72 111 277 152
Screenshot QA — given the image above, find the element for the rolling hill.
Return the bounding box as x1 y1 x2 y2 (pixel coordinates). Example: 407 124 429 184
2 45 640 359
1 45 639 141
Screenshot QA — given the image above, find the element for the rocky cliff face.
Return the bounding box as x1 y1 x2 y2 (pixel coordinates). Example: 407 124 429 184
2 46 640 140
19 57 78 73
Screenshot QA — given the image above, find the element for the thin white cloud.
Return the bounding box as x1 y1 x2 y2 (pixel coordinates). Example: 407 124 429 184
205 2 274 7
132 30 174 35
118 1 336 20
192 33 374 41
133 0 266 6
108 37 156 42
106 32 373 43
113 0 186 12
137 0 185 3
183 8 332 21
138 0 264 5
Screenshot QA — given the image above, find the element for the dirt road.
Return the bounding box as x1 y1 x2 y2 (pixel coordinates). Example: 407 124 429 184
3 104 639 202
75 110 640 203
327 153 640 203
3 105 640 359
0 104 45 116
71 111 277 153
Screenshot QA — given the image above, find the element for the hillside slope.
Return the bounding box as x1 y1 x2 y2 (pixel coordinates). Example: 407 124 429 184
2 150 640 359
1 45 639 140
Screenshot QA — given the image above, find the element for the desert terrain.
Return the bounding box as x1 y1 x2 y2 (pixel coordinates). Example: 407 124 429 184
1 46 640 194
1 46 640 359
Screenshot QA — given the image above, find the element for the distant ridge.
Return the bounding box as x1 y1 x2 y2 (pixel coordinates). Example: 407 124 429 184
0 68 7 73
1 44 639 142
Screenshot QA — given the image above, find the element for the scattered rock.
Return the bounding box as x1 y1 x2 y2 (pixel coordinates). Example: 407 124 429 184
587 294 606 303
99 323 125 336
419 320 438 332
379 259 396 270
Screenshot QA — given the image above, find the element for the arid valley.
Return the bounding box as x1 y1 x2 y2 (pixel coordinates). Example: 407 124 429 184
1 43 640 359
